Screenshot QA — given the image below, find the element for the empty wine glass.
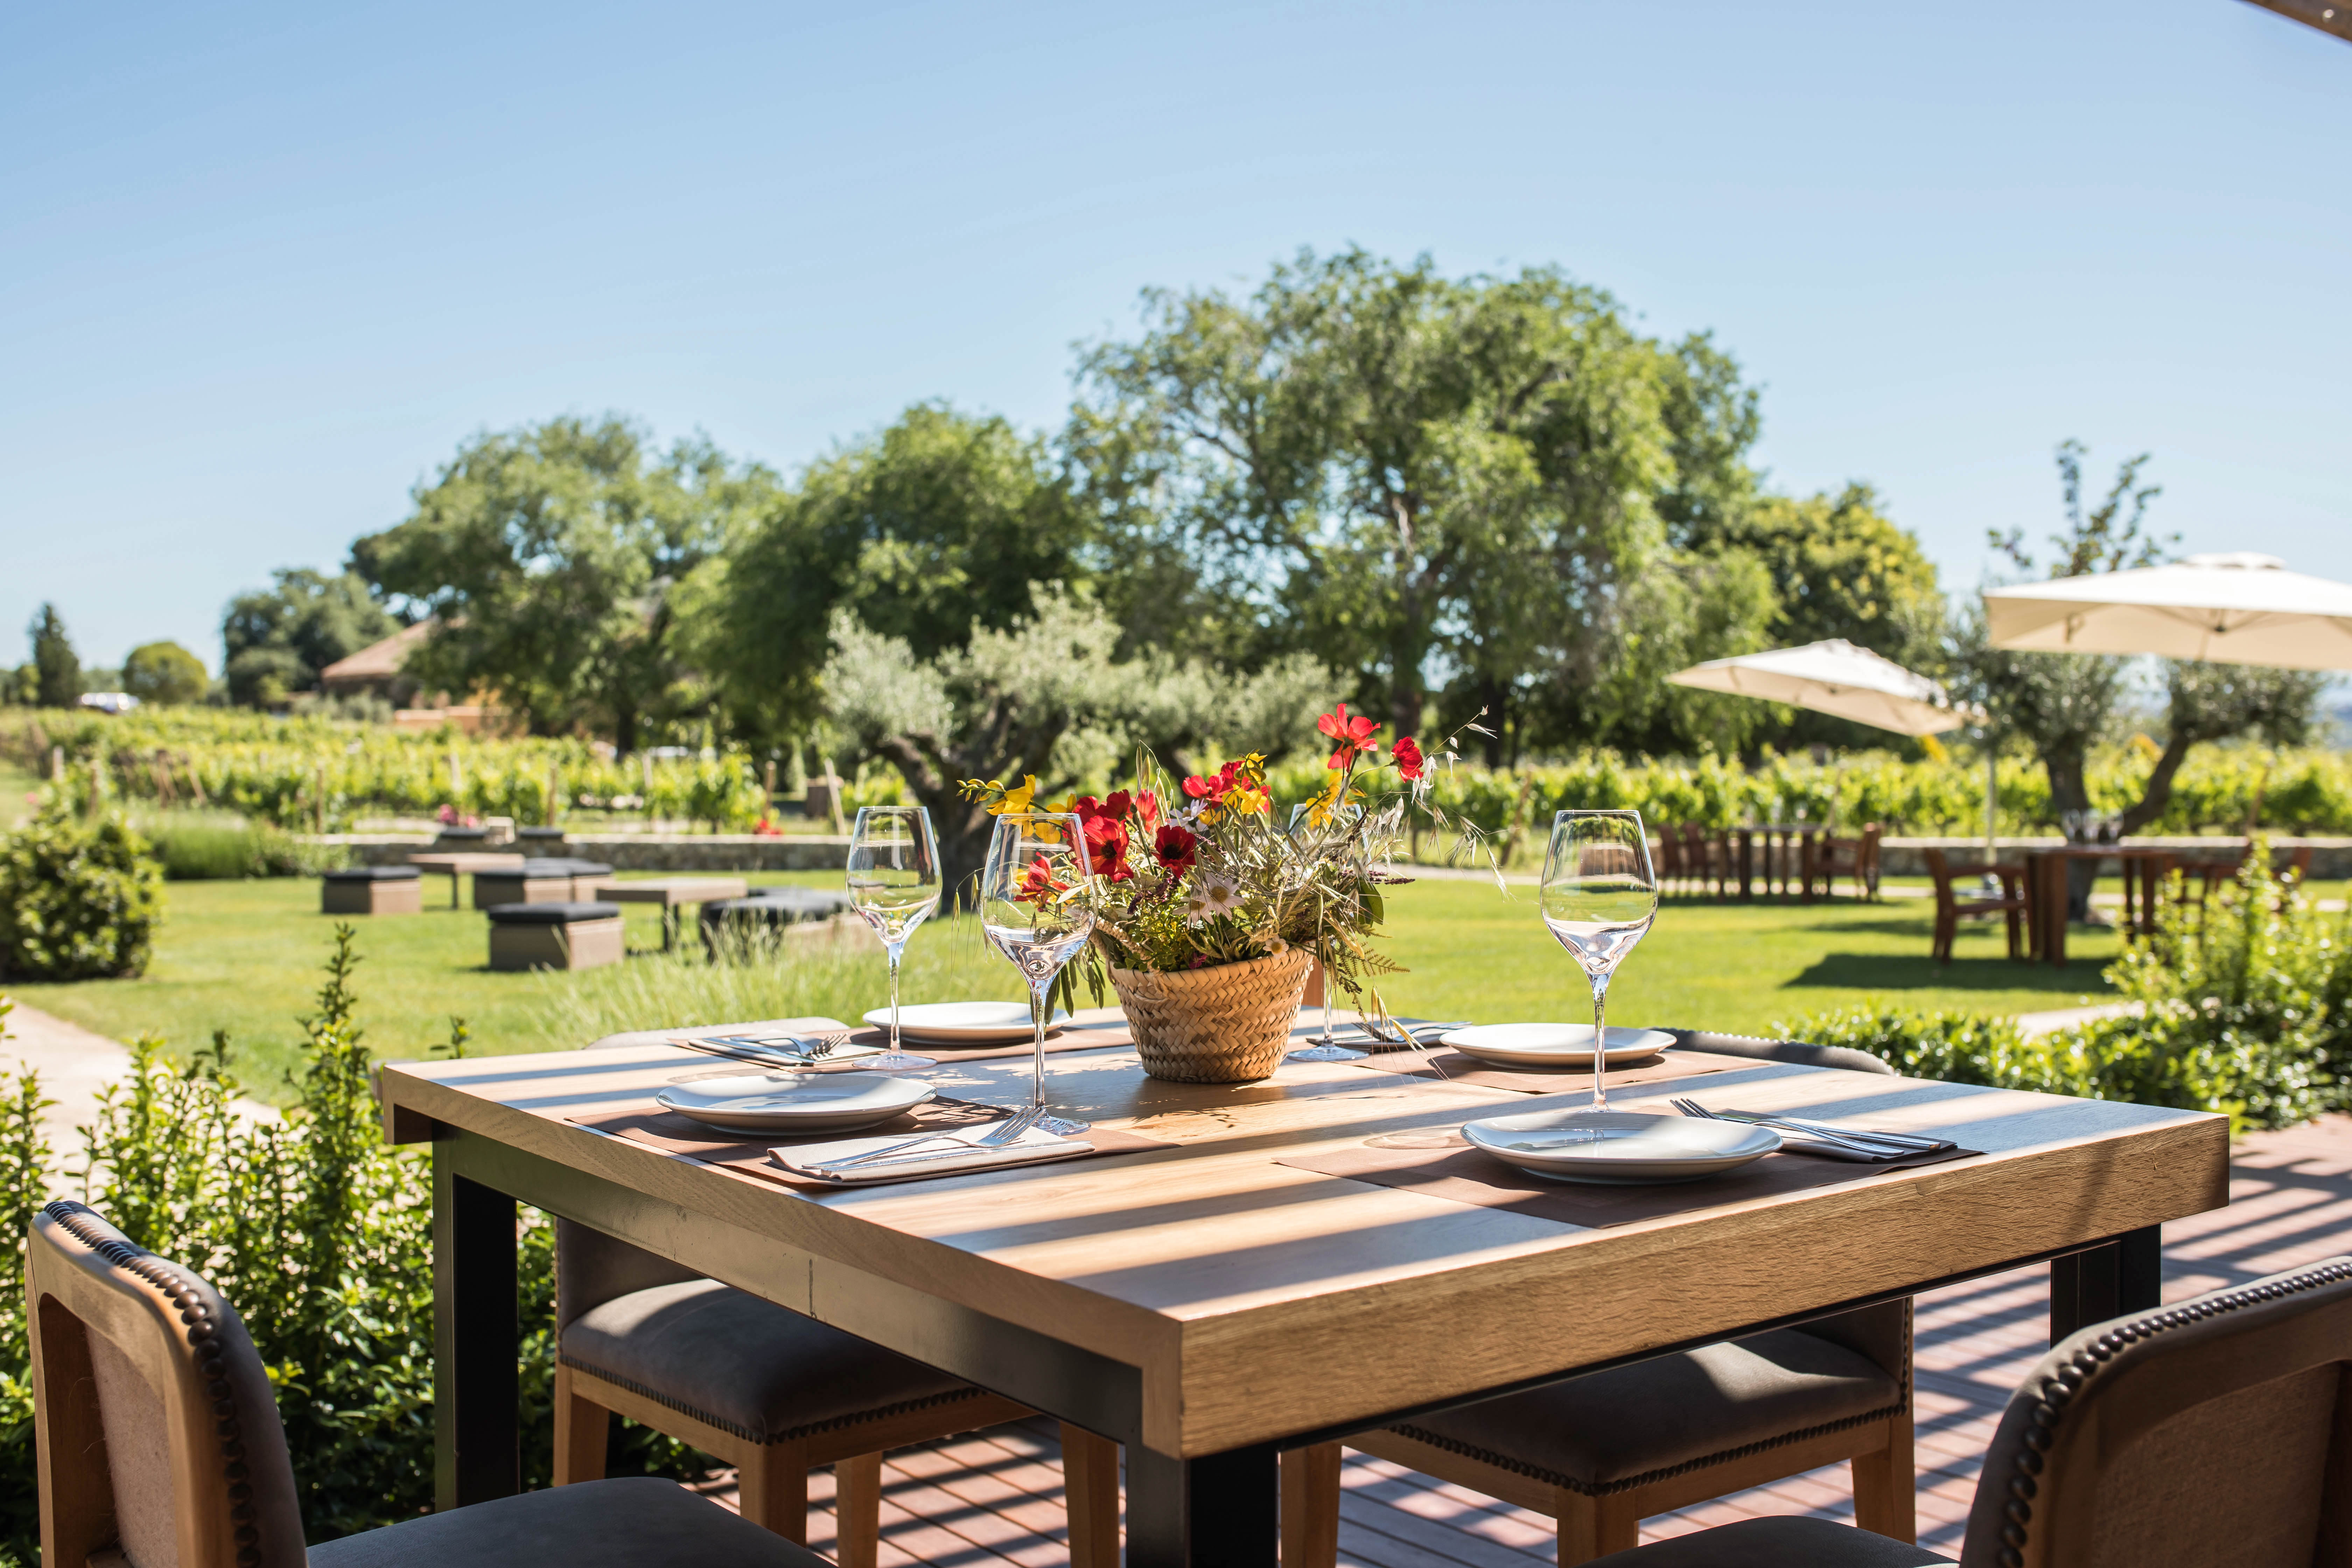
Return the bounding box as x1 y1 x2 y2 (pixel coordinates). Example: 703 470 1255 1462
1539 810 1660 1133
980 812 1094 1134
1285 802 1368 1063
846 806 941 1072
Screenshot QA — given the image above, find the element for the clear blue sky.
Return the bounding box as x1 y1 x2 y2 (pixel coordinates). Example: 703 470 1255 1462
4 0 2345 672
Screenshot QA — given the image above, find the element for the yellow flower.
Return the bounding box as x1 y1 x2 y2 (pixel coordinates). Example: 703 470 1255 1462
1304 770 1346 827
991 775 1040 815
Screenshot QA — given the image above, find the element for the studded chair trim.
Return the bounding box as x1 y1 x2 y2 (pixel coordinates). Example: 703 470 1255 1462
29 1200 308 1568
1960 1256 2352 1568
554 1350 1006 1446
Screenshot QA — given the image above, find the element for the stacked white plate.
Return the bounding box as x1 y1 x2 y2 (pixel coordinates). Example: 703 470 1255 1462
1462 1109 1779 1185
654 1072 934 1135
861 1001 1069 1044
1438 1023 1674 1069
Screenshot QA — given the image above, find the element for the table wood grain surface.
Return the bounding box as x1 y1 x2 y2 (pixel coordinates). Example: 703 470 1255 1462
380 1009 2227 1460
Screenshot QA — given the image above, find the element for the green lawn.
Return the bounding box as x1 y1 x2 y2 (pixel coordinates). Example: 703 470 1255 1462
4 868 2136 1102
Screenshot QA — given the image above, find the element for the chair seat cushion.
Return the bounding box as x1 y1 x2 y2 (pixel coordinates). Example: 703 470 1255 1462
1583 1517 1953 1567
560 1279 976 1443
310 1476 832 1568
324 866 422 881
522 857 615 876
485 901 622 925
1394 1329 1902 1491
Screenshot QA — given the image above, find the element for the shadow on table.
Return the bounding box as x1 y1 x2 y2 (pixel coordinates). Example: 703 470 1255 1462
1783 951 2120 996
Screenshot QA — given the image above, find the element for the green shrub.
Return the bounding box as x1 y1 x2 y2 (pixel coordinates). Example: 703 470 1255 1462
1783 845 2352 1133
0 937 700 1561
146 819 346 879
0 806 165 980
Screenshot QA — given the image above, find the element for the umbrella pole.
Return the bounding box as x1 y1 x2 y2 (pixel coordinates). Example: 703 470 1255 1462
1983 748 1998 868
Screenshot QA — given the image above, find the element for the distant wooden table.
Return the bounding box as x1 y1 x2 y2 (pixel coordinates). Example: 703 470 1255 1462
406 852 527 910
587 876 751 950
2023 845 2174 966
384 1007 2227 1562
1730 824 1830 902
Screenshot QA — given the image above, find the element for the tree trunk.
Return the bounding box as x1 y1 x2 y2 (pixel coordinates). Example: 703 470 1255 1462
2042 746 2097 922
612 704 639 757
2119 733 2198 837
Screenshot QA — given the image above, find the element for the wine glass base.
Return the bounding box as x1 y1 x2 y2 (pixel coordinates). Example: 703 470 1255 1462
864 1051 937 1073
1287 1041 1370 1062
1034 1112 1090 1136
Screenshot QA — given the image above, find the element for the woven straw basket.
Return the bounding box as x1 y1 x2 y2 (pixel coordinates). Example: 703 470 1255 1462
1110 946 1316 1083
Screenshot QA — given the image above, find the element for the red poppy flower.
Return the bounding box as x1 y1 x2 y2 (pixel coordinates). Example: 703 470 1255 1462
1153 822 1198 874
1102 790 1134 822
1391 736 1426 781
1083 814 1132 881
1319 702 1380 769
1181 773 1218 802
1132 790 1161 829
1014 854 1070 904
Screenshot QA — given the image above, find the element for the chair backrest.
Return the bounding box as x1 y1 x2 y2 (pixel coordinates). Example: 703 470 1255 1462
27 1200 308 1568
1661 1028 1897 1077
1959 1256 2352 1568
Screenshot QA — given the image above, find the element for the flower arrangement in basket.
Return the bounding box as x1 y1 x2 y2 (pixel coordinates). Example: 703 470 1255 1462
959 705 1474 1082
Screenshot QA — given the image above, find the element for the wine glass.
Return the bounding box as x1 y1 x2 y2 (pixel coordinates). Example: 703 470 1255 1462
1539 810 1660 1132
979 812 1094 1134
846 806 941 1073
1285 802 1368 1063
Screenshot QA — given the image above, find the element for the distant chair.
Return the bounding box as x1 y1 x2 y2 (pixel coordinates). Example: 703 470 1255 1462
2179 843 2314 912
1814 824 1883 901
1653 828 1687 894
1923 847 2025 964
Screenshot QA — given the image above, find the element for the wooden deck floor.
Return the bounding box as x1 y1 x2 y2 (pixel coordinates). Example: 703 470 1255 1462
702 1114 2352 1566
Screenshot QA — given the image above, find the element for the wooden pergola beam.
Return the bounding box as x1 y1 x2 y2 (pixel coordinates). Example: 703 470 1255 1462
2242 0 2352 43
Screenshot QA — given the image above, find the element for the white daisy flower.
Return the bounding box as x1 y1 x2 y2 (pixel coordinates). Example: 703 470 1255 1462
1185 874 1241 926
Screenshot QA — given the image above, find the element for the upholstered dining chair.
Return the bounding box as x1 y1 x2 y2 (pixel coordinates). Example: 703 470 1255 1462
552 1218 1121 1568
26 1199 832 1568
1575 1254 2352 1567
1282 1035 1913 1568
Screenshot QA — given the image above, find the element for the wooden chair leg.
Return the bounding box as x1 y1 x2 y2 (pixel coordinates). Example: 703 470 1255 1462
1281 1442 1341 1568
737 1440 811 1544
1062 1423 1122 1568
834 1451 884 1568
2005 904 2023 960
1850 1409 1917 1543
552 1365 610 1484
1554 1489 1640 1567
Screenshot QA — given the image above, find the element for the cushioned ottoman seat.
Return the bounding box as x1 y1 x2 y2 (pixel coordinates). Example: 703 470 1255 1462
486 900 625 971
322 864 424 916
1581 1517 1951 1568
700 888 856 956
477 858 615 909
309 1476 838 1568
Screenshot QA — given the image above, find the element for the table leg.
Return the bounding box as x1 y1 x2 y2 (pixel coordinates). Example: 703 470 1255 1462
434 1151 518 1511
2049 1226 2162 1345
1126 1441 1280 1568
662 906 678 953
2047 860 2069 967
448 870 462 911
1801 832 1817 905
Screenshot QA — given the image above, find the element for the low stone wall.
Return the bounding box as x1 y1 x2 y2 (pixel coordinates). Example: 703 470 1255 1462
322 833 853 872
1879 836 2352 880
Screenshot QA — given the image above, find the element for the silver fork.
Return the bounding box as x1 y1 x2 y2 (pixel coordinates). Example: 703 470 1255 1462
1671 1097 1915 1156
829 1106 1044 1171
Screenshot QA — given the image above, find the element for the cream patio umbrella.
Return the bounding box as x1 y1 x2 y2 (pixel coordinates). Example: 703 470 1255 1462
1666 638 1978 736
1983 552 2352 670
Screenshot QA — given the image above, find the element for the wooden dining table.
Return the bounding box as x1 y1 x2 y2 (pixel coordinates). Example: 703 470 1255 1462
380 1009 2227 1567
2022 844 2176 966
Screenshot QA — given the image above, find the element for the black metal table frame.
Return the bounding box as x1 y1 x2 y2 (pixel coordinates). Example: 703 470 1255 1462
431 1127 2162 1568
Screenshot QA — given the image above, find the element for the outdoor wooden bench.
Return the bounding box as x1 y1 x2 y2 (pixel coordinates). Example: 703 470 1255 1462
320 864 424 916
485 901 625 972
408 852 528 909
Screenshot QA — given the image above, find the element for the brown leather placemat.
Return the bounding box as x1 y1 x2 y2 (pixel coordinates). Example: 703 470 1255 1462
568 1097 1170 1190
1275 1139 1981 1231
1343 1045 1759 1095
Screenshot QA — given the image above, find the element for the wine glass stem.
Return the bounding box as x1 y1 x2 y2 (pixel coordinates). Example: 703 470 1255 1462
1321 952 1334 1043
1590 972 1611 1113
886 940 906 1058
1029 980 1050 1109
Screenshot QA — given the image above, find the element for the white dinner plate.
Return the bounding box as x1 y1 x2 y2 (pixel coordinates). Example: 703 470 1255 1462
1438 1023 1675 1069
1463 1110 1779 1185
862 1001 1069 1044
654 1072 934 1135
